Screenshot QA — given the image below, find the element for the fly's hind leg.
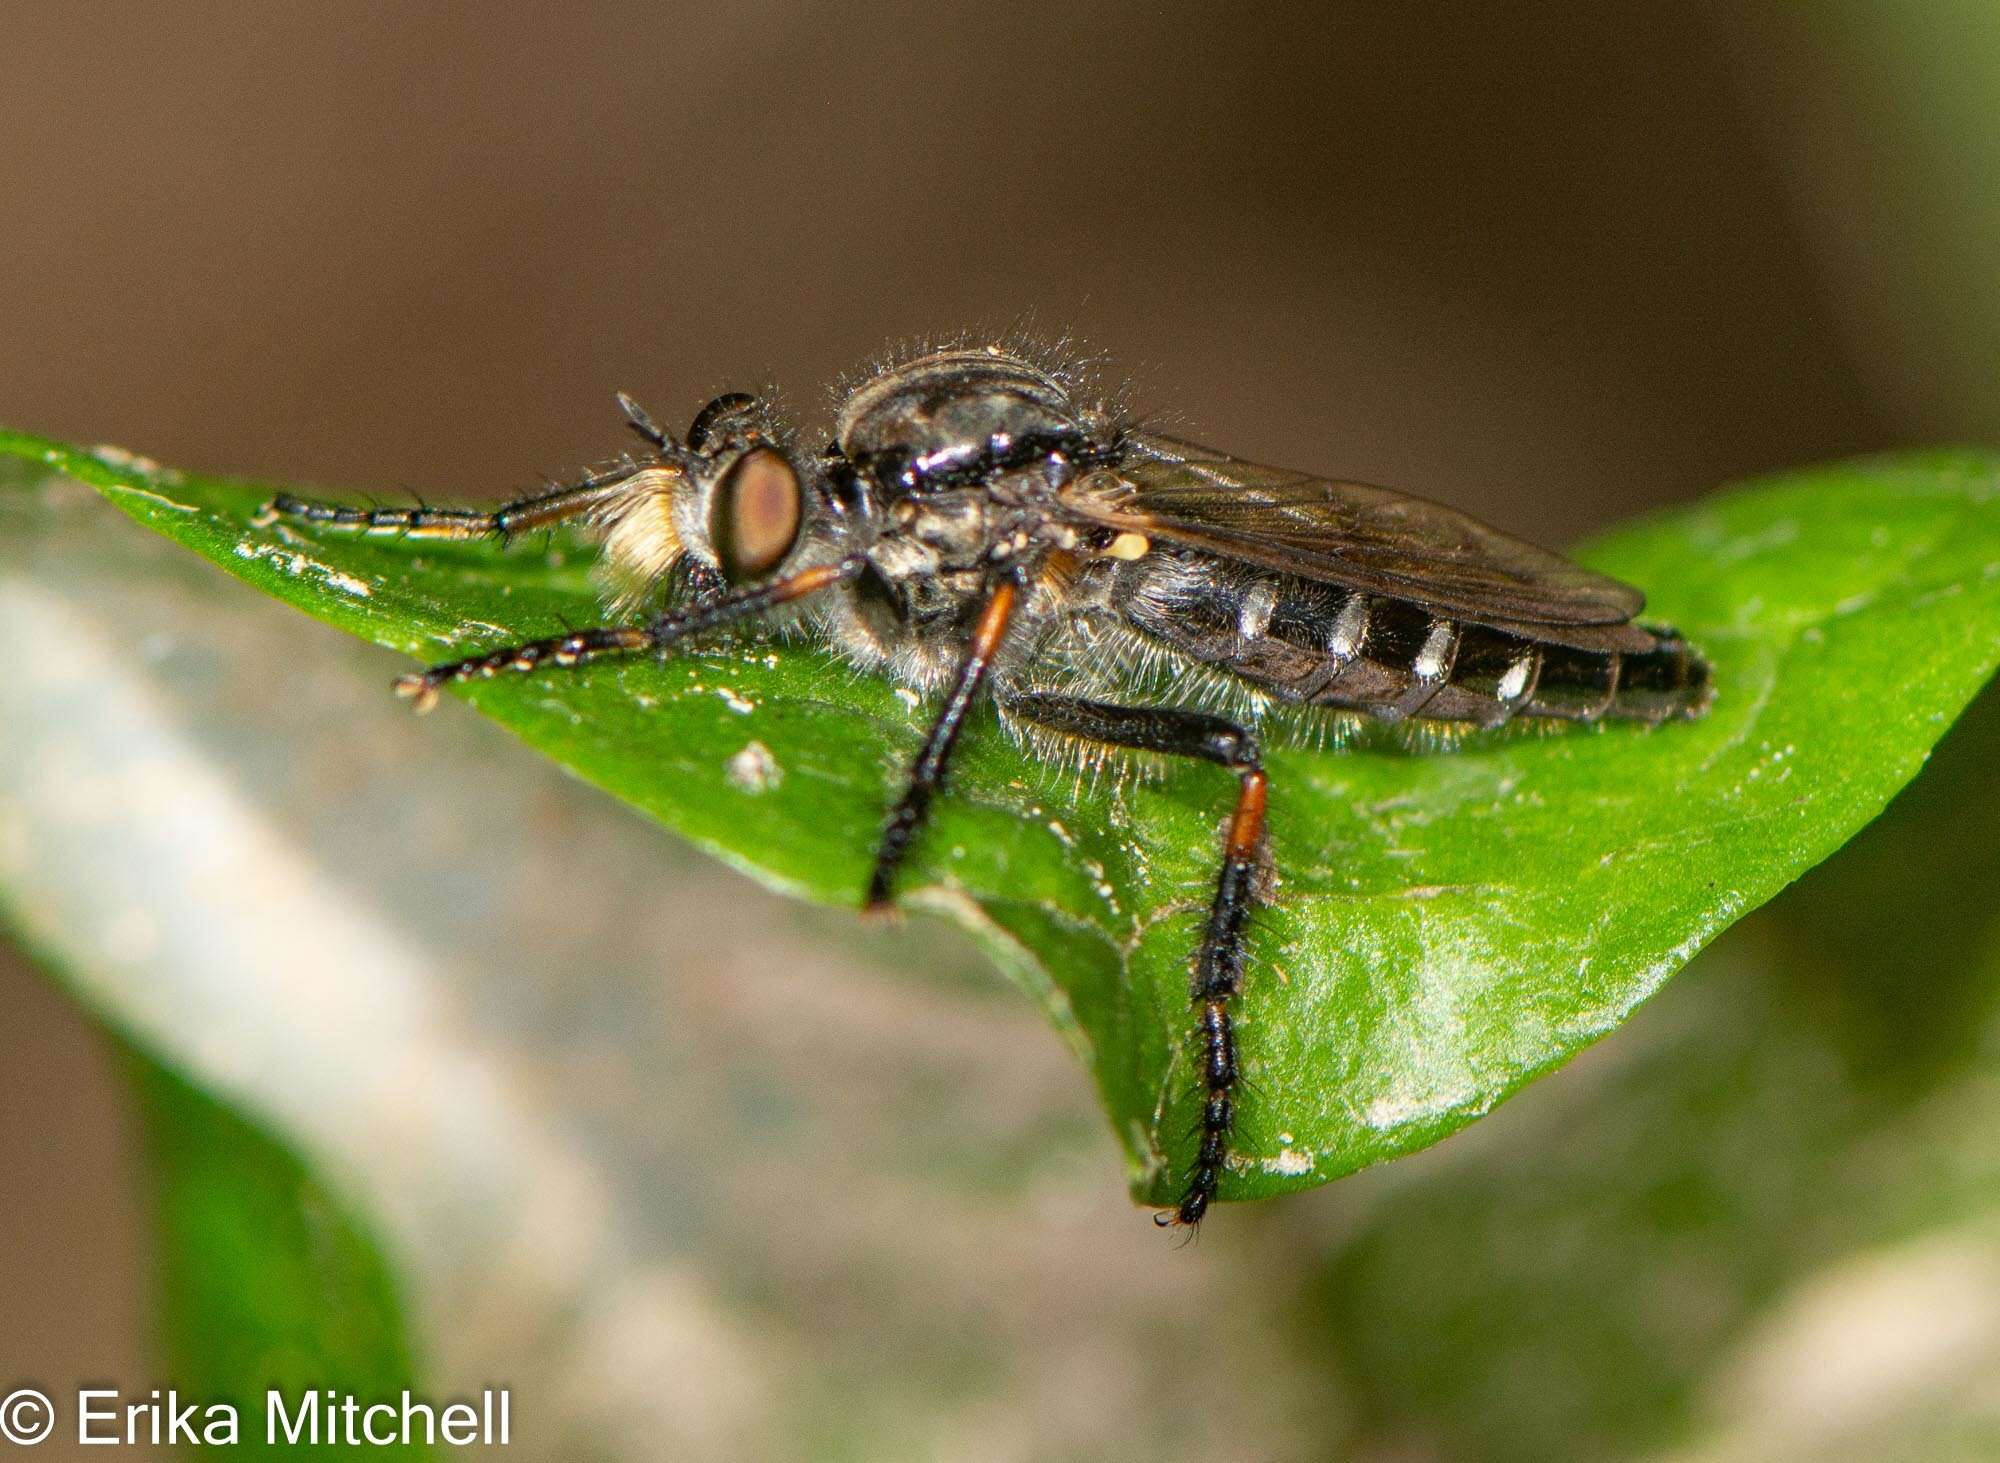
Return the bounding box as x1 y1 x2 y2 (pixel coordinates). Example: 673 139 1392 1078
1000 690 1268 1228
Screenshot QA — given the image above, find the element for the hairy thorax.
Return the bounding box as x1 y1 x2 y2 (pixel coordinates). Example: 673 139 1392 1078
825 474 1086 687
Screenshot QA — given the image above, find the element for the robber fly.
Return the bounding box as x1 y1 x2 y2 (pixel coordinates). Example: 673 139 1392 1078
262 341 1712 1227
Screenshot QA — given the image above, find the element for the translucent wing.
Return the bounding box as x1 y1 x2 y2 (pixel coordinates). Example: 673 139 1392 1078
1062 433 1646 632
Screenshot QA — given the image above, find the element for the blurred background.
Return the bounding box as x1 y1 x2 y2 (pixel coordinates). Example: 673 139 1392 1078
5 4 2000 1459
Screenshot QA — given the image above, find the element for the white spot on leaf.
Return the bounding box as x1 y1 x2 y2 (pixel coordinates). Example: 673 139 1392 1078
725 741 781 794
1263 1146 1314 1176
233 540 372 596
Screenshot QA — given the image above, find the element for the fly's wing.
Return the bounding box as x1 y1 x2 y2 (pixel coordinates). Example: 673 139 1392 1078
1061 433 1648 638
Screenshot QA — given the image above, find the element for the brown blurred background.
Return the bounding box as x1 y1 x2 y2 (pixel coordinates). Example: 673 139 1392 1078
6 5 1933 536
4 4 1995 1456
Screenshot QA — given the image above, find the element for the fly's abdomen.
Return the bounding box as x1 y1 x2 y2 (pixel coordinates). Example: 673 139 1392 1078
1118 552 1711 727
1445 621 1711 725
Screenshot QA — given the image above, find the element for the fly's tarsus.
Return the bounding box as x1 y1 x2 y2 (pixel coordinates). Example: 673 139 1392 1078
287 342 1711 1235
258 494 503 540
393 625 655 712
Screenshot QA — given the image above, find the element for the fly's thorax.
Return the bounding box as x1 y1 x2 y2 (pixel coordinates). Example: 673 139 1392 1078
835 346 1108 496
815 343 1119 656
841 464 1080 629
820 559 985 690
843 506 994 656
814 488 1075 688
888 487 994 568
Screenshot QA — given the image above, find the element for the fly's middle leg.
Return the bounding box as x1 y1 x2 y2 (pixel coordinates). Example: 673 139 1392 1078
865 577 1021 909
391 560 863 710
999 690 1267 1227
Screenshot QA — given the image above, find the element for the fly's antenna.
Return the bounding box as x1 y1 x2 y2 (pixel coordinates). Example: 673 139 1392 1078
617 392 676 454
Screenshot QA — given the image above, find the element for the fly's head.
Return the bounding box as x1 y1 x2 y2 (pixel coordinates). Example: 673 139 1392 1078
597 391 820 611
825 346 1117 639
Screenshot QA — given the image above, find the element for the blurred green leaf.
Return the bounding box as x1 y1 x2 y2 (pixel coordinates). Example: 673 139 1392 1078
0 907 424 1459
1295 682 2000 1463
6 430 1998 1208
130 1045 427 1460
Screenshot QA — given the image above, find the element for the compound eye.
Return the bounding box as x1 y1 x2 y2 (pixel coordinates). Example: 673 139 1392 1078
710 447 803 583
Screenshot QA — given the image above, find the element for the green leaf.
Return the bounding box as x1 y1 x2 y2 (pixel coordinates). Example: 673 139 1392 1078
130 1045 428 1460
1291 682 2000 1461
7 429 1999 1208
0 908 425 1459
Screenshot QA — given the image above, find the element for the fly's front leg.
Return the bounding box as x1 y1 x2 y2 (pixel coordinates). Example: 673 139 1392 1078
1000 690 1267 1228
255 463 643 543
256 391 693 542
